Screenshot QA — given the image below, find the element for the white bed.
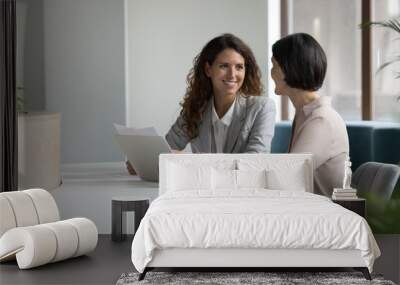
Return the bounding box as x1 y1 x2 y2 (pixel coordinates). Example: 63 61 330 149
131 154 380 280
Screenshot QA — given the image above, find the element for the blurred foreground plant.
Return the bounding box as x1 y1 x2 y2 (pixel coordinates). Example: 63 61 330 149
360 180 400 233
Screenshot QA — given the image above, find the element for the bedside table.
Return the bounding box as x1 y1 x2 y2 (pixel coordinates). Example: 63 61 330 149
332 198 366 218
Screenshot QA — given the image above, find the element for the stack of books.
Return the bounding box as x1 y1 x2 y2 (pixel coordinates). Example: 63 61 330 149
332 188 358 200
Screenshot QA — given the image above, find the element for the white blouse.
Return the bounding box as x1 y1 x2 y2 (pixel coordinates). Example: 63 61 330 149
211 98 236 153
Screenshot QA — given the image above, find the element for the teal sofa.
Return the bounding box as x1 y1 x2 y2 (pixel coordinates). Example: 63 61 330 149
271 121 400 171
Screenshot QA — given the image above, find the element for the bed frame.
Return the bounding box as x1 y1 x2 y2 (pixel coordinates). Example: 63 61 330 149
139 249 371 280
137 154 372 281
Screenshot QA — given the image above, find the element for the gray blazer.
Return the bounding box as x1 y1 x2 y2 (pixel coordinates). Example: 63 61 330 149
165 95 276 153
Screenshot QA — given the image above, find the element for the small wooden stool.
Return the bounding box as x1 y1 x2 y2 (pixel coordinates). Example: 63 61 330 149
111 197 149 242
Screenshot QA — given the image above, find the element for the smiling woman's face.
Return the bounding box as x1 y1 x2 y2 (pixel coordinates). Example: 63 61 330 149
270 57 287 95
205 48 245 99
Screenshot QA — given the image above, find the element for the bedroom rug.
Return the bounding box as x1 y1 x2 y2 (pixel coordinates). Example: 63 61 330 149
116 271 395 285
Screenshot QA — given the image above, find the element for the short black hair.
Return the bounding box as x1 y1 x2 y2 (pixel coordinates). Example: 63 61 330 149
272 33 327 91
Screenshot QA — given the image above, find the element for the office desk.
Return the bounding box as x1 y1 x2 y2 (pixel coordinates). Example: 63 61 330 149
52 162 158 234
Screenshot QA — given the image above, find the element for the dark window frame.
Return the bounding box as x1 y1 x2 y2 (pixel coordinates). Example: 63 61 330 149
280 0 372 121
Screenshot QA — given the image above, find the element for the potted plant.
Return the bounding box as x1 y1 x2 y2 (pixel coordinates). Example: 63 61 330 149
360 17 400 234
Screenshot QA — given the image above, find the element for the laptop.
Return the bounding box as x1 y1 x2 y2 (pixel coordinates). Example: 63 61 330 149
114 134 171 182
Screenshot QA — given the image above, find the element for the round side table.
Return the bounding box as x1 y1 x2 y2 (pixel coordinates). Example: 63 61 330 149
111 196 150 242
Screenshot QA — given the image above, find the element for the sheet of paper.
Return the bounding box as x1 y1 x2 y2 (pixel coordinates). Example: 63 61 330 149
113 123 158 136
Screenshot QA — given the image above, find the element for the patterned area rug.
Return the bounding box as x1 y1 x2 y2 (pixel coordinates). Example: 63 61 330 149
116 271 395 285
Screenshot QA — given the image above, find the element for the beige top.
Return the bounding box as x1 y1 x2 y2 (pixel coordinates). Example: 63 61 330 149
289 96 349 197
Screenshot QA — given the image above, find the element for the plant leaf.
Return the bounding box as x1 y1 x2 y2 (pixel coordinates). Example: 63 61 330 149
361 17 400 33
361 17 400 81
376 55 400 73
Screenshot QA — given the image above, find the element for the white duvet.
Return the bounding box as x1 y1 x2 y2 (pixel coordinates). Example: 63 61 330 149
131 190 380 273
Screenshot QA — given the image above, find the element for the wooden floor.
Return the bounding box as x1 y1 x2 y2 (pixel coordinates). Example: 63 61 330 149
0 235 133 285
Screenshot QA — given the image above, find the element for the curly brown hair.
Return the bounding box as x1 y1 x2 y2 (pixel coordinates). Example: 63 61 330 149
180 33 264 140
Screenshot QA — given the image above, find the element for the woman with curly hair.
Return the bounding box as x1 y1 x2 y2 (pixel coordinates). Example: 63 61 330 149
166 33 276 153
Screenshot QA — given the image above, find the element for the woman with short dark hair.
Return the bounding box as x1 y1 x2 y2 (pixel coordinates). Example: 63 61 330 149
271 33 349 197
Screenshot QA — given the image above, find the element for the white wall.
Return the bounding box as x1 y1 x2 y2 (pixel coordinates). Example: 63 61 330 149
126 0 269 135
43 0 126 163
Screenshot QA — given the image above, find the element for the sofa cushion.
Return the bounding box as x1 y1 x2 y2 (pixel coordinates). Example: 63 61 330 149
0 189 59 234
345 123 374 171
272 121 400 172
0 196 17 237
271 121 291 153
373 127 400 165
0 189 98 270
0 218 97 269
1 192 39 227
23 189 60 223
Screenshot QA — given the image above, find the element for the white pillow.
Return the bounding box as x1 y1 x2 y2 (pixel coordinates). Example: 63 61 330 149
211 168 268 190
266 168 306 191
210 159 237 170
167 162 212 191
211 168 237 190
236 169 267 189
237 159 308 192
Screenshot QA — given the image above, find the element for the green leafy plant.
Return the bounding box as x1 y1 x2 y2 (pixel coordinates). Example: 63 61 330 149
359 179 400 234
358 17 400 232
361 17 400 101
360 192 400 234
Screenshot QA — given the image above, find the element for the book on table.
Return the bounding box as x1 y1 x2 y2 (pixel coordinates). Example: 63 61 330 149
333 188 357 193
332 188 358 200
